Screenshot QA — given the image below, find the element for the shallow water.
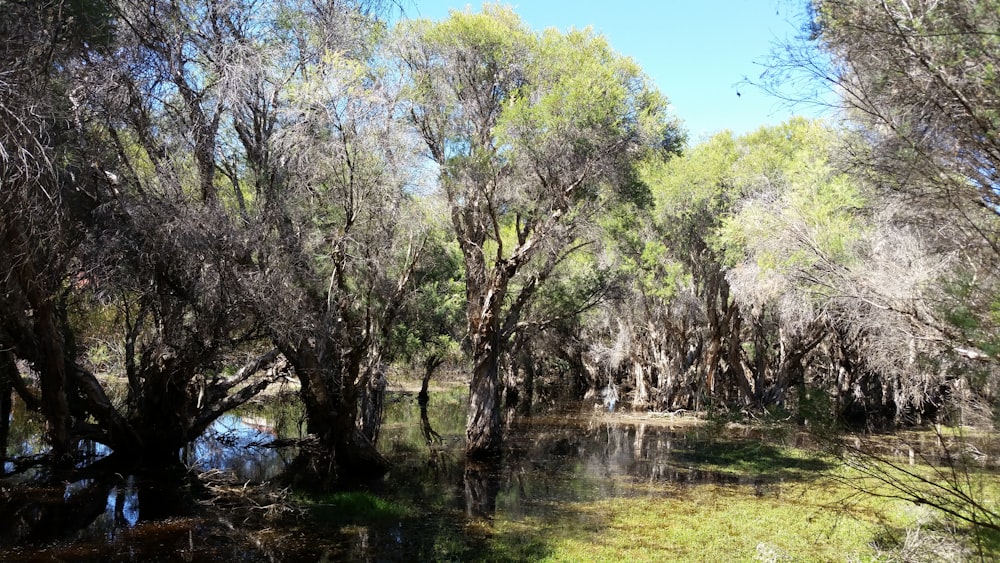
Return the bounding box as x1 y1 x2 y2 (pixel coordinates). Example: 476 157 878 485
2 386 997 561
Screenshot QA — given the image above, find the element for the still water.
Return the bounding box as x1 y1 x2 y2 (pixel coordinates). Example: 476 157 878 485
1 385 992 561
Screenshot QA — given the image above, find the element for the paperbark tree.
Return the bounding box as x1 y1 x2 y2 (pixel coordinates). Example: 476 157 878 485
72 0 413 479
767 0 1000 362
244 53 429 481
397 5 679 458
0 0 114 462
757 0 1000 423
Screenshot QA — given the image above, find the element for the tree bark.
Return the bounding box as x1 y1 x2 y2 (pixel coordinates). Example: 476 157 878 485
466 342 503 459
518 346 536 416
418 354 444 407
136 362 190 467
358 363 386 444
33 301 72 460
0 352 14 461
284 344 389 484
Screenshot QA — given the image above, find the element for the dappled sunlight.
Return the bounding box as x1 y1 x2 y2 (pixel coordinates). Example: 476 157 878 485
3 377 1000 560
4 0 1000 560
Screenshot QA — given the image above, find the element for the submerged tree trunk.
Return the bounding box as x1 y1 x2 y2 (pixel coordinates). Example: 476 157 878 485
417 356 444 445
131 354 192 468
466 341 503 460
34 302 72 461
418 354 444 407
358 362 387 444
284 344 389 485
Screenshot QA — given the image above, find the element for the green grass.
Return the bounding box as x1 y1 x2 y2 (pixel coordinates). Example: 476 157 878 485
476 435 1000 562
484 477 892 562
299 490 415 523
287 388 1000 562
287 451 1000 562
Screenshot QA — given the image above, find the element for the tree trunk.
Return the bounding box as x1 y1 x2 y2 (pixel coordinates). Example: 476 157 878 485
466 344 502 459
0 352 14 461
418 354 443 407
518 347 535 416
358 363 386 444
761 327 826 408
285 346 389 484
632 361 648 408
34 302 72 460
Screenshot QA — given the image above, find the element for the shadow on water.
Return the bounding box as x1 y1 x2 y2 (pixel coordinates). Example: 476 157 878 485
0 386 884 561
0 395 302 561
288 391 840 561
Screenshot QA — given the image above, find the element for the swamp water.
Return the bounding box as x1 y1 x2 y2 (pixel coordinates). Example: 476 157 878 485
2 385 996 561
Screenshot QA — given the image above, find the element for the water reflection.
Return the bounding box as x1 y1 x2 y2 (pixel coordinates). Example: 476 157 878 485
464 461 501 519
1 476 112 545
185 413 293 482
5 385 995 561
1 406 297 557
5 397 45 460
107 476 140 528
320 392 824 561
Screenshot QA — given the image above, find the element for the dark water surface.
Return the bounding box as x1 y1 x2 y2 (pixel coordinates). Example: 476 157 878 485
2 387 993 561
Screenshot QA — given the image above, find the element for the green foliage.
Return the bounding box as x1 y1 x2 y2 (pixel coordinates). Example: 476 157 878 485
34 0 115 49
497 25 676 198
796 385 838 428
531 254 616 331
715 119 866 276
649 130 738 219
941 273 1000 359
389 217 466 364
398 2 680 253
641 130 740 277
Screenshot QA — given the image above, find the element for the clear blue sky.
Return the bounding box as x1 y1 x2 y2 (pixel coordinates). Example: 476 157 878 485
400 1 818 141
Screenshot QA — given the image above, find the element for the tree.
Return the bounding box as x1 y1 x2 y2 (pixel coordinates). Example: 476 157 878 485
808 0 1000 223
0 0 114 462
594 118 887 419
768 0 1000 363
754 3 1000 539
640 131 744 409
716 119 869 414
245 48 430 481
0 0 301 469
68 0 415 481
397 5 679 458
590 121 827 413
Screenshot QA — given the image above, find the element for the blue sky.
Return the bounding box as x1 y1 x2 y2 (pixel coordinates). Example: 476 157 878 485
401 1 820 141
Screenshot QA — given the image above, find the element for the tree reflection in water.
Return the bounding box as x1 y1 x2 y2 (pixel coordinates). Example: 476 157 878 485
0 408 294 559
0 388 849 561
464 460 501 520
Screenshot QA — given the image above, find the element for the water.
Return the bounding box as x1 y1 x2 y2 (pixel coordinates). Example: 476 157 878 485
0 396 304 561
2 385 997 561
186 413 296 481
